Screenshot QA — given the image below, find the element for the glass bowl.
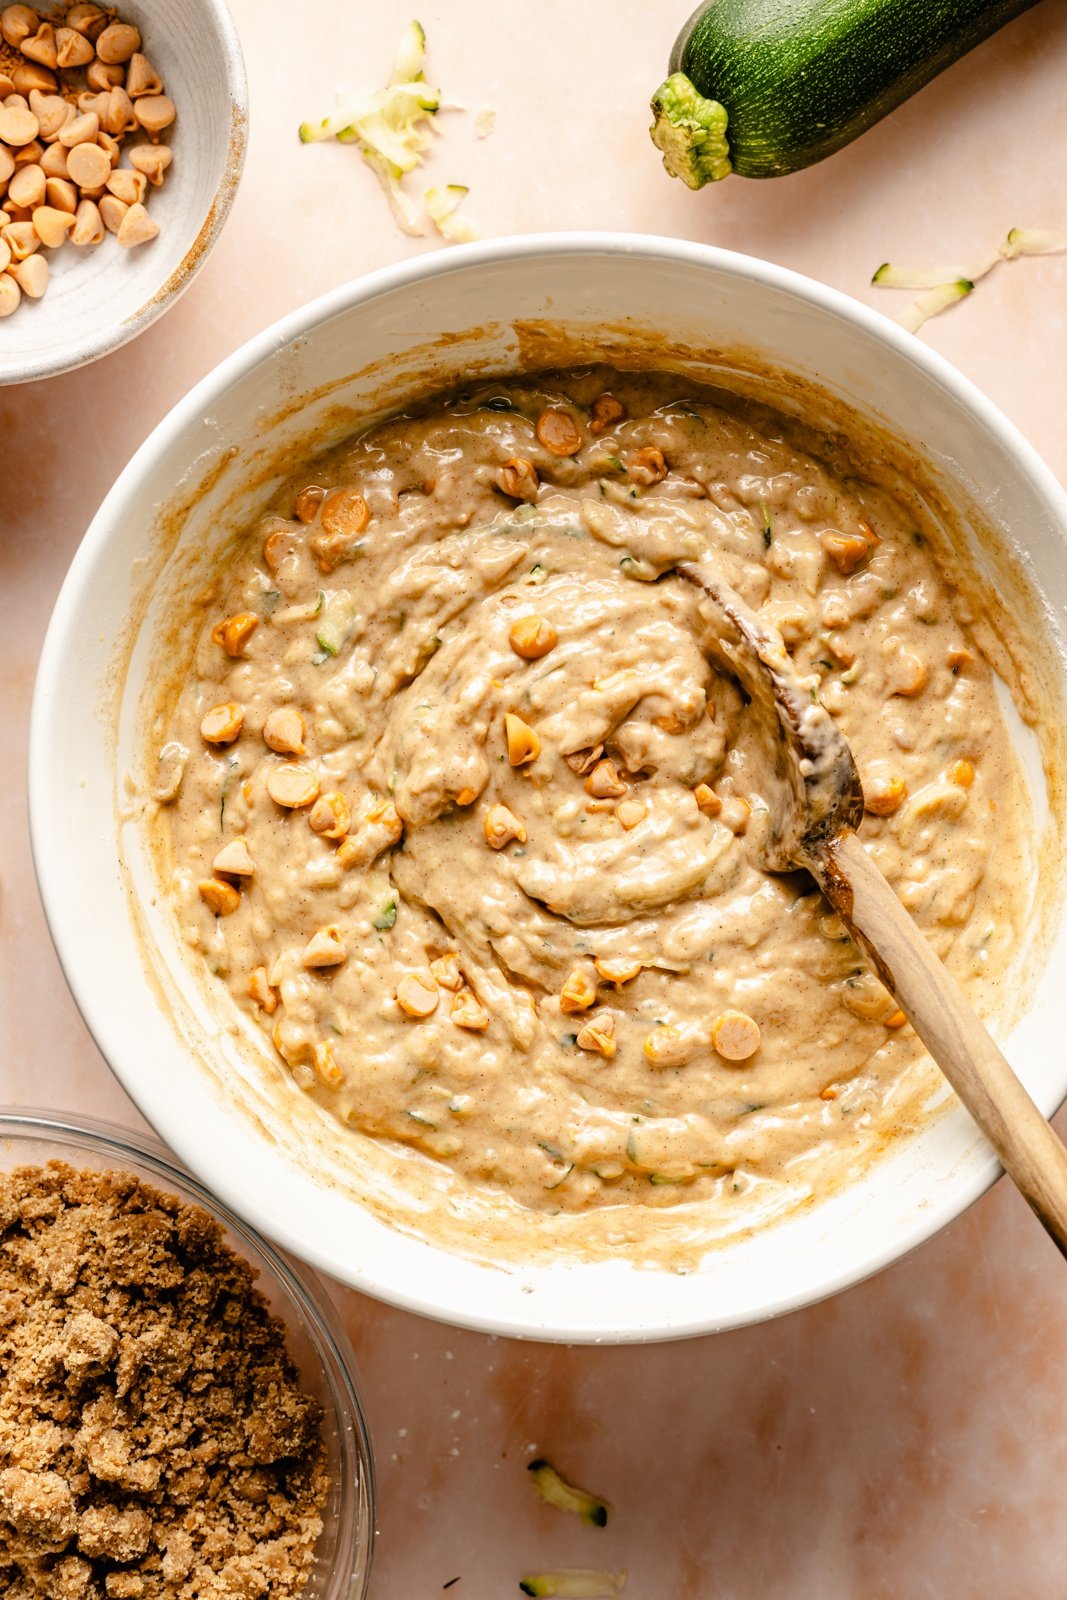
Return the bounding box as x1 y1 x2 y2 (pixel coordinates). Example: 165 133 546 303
0 1108 374 1598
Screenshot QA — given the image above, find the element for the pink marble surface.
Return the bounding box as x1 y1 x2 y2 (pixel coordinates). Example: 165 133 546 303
3 2 1067 1594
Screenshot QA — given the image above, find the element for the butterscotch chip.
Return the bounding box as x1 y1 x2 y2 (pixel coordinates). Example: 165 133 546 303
199 701 244 745
94 20 140 63
198 876 240 915
693 782 721 817
263 705 305 756
616 798 647 830
626 445 668 485
127 142 170 187
31 203 75 246
311 490 369 572
293 484 325 523
560 967 597 1014
450 988 489 1031
125 52 162 99
590 392 626 433
20 23 58 71
584 758 626 800
65 141 109 189
213 837 255 878
0 104 39 145
116 200 159 249
710 1009 761 1061
509 614 557 660
535 407 582 456
132 92 173 134
497 456 539 500
575 1012 617 1057
396 971 439 1017
267 762 319 809
1 272 26 317
504 712 539 766
55 26 93 68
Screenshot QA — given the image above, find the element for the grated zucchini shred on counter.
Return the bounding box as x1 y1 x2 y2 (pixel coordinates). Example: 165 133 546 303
425 183 481 242
871 262 972 289
897 279 973 333
873 226 1067 332
1001 227 1067 259
298 20 481 241
519 1571 626 1598
527 1459 611 1527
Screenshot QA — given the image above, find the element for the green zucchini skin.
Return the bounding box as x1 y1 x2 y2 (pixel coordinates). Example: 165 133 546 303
670 0 1038 179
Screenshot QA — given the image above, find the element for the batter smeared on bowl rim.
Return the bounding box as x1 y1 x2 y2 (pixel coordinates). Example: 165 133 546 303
150 368 1032 1211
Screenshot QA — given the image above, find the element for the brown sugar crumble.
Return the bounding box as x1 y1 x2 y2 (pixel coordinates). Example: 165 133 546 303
0 1162 329 1599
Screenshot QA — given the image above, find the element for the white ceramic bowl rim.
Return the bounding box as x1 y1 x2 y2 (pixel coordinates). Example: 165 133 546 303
29 233 1067 1341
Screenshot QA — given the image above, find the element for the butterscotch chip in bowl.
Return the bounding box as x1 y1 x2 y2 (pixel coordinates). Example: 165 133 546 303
0 0 246 383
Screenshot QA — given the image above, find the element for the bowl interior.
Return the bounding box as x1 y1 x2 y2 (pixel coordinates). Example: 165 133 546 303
30 238 1067 1341
0 1112 374 1598
0 0 245 384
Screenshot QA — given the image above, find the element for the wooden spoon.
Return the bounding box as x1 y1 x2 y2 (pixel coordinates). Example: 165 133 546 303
677 561 1067 1255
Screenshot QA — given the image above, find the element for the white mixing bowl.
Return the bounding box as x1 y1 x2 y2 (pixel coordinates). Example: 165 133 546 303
29 235 1067 1342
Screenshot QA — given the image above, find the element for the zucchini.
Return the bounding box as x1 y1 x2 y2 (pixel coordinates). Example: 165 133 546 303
528 1459 611 1527
651 0 1037 187
519 1573 625 1599
311 595 355 663
372 898 397 930
897 278 973 332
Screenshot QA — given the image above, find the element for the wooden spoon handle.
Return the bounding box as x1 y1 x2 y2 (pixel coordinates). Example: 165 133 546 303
816 829 1067 1257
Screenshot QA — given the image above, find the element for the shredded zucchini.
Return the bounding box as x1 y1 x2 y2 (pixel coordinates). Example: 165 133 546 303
298 79 439 157
519 1572 626 1599
390 16 426 80
871 262 973 289
372 898 398 931
873 225 1066 332
425 183 481 243
1000 227 1067 259
298 20 450 236
527 1460 611 1527
897 279 973 333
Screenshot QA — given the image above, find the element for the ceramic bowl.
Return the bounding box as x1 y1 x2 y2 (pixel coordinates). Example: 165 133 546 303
29 235 1067 1342
0 0 246 385
0 1108 375 1596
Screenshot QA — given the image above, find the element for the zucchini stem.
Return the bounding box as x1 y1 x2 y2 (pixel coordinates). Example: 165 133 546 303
649 72 731 189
